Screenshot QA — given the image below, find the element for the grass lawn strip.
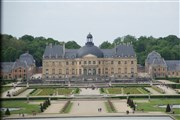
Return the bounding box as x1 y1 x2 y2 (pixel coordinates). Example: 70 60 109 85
135 99 180 114
63 102 73 113
1 100 41 115
2 87 11 93
137 88 149 94
105 102 114 113
123 87 142 94
106 88 122 94
152 86 164 94
60 101 73 113
105 100 116 113
121 88 124 94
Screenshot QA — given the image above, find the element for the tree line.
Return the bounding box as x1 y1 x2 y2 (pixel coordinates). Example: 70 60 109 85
1 34 179 66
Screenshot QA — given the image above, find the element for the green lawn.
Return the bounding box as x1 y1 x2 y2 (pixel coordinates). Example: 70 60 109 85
152 86 165 94
30 88 74 96
105 87 150 94
58 88 74 95
1 86 12 93
105 88 122 94
123 87 147 94
1 100 41 115
135 99 180 114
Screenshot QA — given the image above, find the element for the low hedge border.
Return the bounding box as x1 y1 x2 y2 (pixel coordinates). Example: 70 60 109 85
60 100 72 113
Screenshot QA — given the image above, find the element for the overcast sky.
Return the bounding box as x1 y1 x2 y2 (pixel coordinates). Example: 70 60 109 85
2 0 179 46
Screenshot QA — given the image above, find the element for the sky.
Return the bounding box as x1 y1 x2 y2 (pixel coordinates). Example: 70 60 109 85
2 0 179 46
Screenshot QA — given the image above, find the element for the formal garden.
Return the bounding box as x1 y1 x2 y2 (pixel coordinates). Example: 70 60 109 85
29 88 77 96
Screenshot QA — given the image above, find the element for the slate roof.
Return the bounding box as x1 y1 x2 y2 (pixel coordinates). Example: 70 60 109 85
43 45 64 58
43 43 136 59
151 58 167 67
19 53 35 66
146 51 162 64
77 42 104 58
165 60 180 71
1 62 14 73
12 60 28 70
1 52 35 73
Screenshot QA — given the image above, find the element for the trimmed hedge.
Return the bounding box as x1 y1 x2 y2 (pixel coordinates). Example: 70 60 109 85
60 100 71 113
107 100 116 112
113 84 151 87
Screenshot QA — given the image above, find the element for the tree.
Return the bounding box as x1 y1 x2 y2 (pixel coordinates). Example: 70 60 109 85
65 41 81 49
99 41 112 49
5 108 10 115
20 35 34 41
48 99 51 105
166 104 171 112
40 103 44 112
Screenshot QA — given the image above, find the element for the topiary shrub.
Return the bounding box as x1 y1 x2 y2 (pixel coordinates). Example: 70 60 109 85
166 104 171 112
5 108 10 115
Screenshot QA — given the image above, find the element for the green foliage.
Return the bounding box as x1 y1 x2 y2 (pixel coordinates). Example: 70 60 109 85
166 104 171 112
99 41 113 49
60 101 72 113
65 41 81 49
1 34 80 66
105 100 116 113
1 34 179 66
5 108 10 115
101 35 180 65
2 100 40 114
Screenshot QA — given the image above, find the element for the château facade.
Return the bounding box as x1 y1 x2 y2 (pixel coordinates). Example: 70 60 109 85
0 52 36 80
145 51 180 78
42 33 137 79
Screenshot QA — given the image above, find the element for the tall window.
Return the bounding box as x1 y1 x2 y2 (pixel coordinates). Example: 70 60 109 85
79 69 81 75
125 61 127 64
66 61 68 65
131 68 134 73
111 61 114 64
52 69 55 74
84 61 87 64
125 68 127 73
93 61 96 64
118 68 121 73
118 61 121 64
88 61 91 64
131 61 134 64
72 69 75 74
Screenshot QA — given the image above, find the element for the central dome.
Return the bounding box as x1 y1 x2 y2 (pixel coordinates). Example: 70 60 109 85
77 33 104 58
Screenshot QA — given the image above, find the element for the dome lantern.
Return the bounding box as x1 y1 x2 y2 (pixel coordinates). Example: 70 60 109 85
87 33 93 43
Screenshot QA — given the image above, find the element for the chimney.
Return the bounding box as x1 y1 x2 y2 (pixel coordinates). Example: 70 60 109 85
49 43 53 48
63 43 65 58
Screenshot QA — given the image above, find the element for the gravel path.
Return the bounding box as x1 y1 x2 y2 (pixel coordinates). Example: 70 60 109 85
2 87 23 97
44 101 66 113
18 89 34 96
113 100 132 113
145 87 160 94
70 100 106 115
79 88 100 95
156 85 177 95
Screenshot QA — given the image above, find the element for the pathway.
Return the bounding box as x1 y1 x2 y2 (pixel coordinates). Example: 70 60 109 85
112 100 132 113
156 85 177 95
157 80 176 84
70 100 106 115
2 87 23 97
79 88 100 95
145 87 160 94
18 89 34 97
44 101 66 114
